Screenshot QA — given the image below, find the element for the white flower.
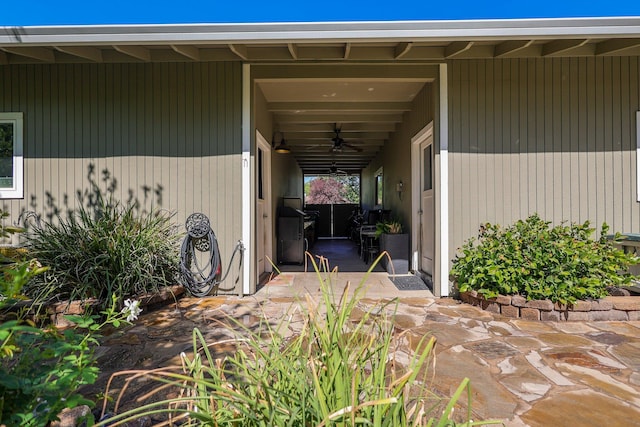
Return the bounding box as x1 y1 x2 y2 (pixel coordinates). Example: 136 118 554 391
122 299 142 322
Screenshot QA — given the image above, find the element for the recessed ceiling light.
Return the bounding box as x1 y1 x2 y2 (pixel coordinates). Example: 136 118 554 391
368 87 375 92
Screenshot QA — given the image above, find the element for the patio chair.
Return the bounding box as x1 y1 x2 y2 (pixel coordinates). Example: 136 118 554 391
359 225 378 263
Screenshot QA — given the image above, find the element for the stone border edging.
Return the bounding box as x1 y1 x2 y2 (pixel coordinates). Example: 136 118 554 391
459 291 640 321
47 285 185 328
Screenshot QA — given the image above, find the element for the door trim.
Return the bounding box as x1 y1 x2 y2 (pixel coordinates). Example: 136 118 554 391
411 121 433 274
410 64 449 297
256 130 273 279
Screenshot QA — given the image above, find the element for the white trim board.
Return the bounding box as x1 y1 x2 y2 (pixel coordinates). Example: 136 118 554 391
438 63 450 297
242 64 251 295
411 122 434 274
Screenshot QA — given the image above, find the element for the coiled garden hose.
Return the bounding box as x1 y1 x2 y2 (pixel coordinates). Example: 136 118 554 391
179 213 244 297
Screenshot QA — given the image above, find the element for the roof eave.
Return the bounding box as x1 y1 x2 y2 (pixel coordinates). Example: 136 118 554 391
2 16 640 46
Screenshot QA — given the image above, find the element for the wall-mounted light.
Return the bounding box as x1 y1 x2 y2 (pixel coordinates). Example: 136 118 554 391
396 180 404 200
272 131 291 154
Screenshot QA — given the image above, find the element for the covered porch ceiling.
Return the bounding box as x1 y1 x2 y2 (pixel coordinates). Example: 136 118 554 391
2 18 640 174
257 78 430 174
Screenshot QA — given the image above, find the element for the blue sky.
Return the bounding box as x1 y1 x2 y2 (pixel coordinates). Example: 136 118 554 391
2 1 640 26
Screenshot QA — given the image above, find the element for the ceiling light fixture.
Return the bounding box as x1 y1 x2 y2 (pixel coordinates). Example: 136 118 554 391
272 131 291 154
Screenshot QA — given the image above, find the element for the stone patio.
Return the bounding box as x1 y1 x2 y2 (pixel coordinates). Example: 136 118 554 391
90 272 640 426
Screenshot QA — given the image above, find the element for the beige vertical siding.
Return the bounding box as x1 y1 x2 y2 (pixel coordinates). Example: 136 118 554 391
0 62 244 293
363 74 437 209
448 57 640 261
364 83 435 229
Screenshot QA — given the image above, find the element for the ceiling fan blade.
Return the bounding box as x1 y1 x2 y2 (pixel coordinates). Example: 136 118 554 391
341 142 363 152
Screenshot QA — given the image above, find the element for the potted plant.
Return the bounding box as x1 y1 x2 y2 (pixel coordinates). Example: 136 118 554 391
376 219 409 274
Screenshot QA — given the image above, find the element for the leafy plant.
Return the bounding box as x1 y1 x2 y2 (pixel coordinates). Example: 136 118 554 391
0 294 142 426
376 218 403 237
95 255 497 426
451 214 639 305
24 191 180 310
0 210 141 426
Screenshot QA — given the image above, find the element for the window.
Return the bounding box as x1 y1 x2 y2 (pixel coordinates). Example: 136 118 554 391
423 144 432 191
258 147 264 200
0 113 23 199
375 167 383 207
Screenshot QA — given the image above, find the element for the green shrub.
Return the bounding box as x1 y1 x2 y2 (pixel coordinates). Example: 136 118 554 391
451 214 639 305
0 296 139 426
95 255 497 426
24 193 180 309
0 210 141 426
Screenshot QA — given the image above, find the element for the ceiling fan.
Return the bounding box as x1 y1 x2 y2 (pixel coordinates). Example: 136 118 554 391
330 127 363 153
328 162 348 175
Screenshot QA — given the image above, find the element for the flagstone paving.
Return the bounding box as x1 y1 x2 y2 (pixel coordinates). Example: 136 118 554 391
90 272 640 426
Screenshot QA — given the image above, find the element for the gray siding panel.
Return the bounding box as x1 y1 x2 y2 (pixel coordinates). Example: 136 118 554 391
449 57 640 261
0 62 244 293
364 82 435 228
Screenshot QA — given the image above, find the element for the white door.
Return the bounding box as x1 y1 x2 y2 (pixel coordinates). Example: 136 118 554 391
256 132 272 278
420 137 435 275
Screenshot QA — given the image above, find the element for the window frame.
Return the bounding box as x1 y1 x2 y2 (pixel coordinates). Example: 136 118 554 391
0 112 24 199
374 167 383 207
636 111 640 202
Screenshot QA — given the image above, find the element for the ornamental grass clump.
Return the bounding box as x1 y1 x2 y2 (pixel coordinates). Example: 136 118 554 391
451 214 639 305
94 254 495 426
24 193 180 310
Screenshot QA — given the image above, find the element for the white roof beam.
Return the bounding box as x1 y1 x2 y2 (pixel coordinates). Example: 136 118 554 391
445 41 474 58
595 38 640 55
54 46 103 62
287 43 298 59
288 142 385 148
542 39 589 56
280 123 396 133
344 42 351 59
113 45 151 61
275 112 404 123
229 44 248 60
494 40 534 57
394 42 413 59
1 46 55 62
267 101 413 112
171 45 200 61
283 131 390 140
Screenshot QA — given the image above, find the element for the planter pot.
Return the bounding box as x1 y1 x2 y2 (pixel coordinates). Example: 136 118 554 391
379 233 409 274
